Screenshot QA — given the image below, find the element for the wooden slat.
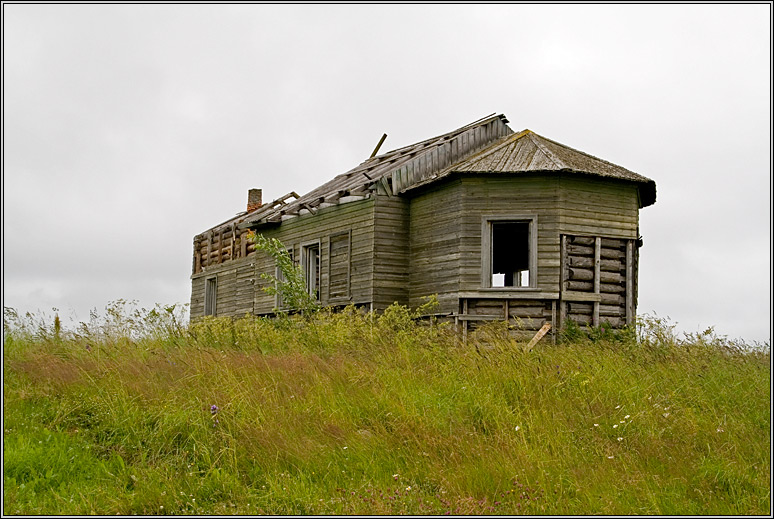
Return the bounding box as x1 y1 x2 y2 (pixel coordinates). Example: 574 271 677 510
562 291 602 302
593 237 601 326
626 240 634 325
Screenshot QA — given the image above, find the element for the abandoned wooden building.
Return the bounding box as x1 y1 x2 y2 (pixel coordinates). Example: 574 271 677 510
190 113 657 336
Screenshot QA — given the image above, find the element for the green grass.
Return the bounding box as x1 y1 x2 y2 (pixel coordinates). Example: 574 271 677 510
3 303 771 515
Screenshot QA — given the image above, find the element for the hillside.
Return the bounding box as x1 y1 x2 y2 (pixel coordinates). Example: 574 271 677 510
3 302 770 515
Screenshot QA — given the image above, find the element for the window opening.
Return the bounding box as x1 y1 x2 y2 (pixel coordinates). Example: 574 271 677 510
204 277 217 315
302 243 321 300
491 221 531 287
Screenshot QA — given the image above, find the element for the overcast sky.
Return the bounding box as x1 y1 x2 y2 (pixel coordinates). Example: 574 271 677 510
3 4 771 344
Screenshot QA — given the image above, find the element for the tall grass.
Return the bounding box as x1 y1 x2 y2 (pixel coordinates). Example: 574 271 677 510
3 302 770 515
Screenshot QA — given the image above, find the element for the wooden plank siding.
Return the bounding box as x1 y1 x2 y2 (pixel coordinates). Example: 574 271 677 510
408 180 464 312
458 175 561 296
372 195 410 310
191 172 644 331
191 197 376 318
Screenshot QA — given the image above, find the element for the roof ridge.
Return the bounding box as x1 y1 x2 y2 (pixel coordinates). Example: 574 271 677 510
527 131 565 169
447 129 530 170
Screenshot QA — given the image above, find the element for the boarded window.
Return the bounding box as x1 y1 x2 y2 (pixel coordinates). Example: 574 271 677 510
204 277 217 316
302 242 321 300
328 231 350 301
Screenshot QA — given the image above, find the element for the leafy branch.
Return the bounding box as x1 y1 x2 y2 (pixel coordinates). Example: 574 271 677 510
247 232 321 316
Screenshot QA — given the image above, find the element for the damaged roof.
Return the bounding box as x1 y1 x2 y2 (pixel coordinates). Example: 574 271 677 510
199 113 656 236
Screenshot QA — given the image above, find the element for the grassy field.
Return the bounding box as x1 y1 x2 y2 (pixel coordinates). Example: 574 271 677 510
3 302 771 515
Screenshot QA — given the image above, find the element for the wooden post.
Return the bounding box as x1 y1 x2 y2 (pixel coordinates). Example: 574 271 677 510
593 236 601 326
462 298 469 343
559 234 567 329
551 300 557 345
626 240 634 325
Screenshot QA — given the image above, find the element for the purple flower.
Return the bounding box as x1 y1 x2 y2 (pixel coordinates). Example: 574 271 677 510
210 405 219 415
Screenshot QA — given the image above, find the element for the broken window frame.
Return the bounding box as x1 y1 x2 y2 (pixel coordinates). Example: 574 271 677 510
301 239 322 301
481 215 538 289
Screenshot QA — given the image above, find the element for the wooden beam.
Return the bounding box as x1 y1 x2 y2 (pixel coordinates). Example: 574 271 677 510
593 236 601 326
559 234 567 330
526 322 552 351
562 291 602 302
626 240 634 325
370 133 388 158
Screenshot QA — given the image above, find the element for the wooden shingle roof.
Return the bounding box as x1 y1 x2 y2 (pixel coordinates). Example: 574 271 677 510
199 114 656 236
405 128 657 207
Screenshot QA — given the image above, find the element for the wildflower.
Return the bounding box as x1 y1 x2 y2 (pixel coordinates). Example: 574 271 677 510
613 424 618 428
615 405 621 409
593 424 599 427
663 412 670 418
620 420 626 423
393 474 399 480
210 405 219 415
624 415 630 419
514 426 521 432
617 437 623 441
607 455 614 459
406 486 412 491
716 427 724 433
343 446 348 450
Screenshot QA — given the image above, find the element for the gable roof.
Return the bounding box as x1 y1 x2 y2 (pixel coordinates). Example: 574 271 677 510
198 114 655 236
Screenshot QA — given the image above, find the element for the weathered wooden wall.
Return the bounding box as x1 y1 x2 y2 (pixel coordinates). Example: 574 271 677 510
191 171 643 330
459 175 561 293
408 180 464 313
191 197 376 318
560 235 636 327
372 194 410 310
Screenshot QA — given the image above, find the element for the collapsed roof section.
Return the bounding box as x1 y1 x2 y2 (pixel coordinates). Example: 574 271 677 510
196 113 656 237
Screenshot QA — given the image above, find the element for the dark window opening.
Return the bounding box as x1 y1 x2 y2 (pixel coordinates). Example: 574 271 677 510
491 221 531 287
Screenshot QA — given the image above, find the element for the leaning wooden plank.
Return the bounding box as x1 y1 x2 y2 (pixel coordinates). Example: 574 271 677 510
525 322 552 351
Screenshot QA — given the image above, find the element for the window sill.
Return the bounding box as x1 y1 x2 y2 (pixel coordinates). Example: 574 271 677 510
460 290 560 300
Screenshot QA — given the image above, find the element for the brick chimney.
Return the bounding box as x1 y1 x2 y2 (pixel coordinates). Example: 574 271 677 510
247 188 262 212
